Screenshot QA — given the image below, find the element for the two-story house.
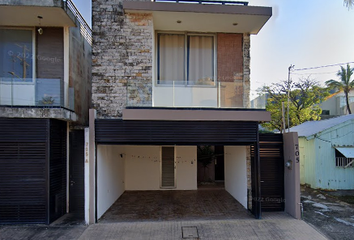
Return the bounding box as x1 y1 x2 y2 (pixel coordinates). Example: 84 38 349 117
87 0 277 224
320 89 354 119
0 0 91 224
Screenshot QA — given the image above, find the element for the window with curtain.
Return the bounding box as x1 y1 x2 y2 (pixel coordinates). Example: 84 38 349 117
157 33 215 86
0 29 33 82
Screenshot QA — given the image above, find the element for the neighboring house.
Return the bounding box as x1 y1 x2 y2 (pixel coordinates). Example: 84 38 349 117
290 114 354 190
320 89 354 119
88 0 300 224
0 0 91 224
250 93 269 109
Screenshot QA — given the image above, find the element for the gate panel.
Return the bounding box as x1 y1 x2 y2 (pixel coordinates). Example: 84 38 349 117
0 118 49 224
259 134 284 211
69 130 85 219
49 119 67 223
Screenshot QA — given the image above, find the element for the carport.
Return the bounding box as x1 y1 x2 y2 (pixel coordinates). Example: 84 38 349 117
83 108 289 224
95 144 253 221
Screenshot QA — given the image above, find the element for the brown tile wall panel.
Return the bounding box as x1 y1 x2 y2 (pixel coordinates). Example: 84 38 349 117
217 33 243 83
217 33 244 107
36 27 64 80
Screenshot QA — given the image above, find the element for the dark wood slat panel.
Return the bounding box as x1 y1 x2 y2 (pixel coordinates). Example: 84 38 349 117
0 118 48 142
252 133 284 212
69 130 85 219
95 120 258 144
49 119 67 223
0 141 48 224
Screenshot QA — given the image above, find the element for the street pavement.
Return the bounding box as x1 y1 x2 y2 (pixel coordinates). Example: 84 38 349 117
0 212 327 240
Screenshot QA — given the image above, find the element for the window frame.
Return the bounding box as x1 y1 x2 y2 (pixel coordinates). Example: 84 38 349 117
335 149 354 168
0 27 36 84
155 31 217 87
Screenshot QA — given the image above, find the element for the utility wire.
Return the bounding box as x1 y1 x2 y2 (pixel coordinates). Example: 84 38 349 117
293 61 354 71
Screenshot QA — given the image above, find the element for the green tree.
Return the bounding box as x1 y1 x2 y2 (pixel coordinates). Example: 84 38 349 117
344 0 354 9
197 145 215 182
325 64 354 114
261 77 329 132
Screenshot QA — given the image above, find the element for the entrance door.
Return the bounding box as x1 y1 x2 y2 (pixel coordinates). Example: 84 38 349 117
69 130 85 219
161 147 175 188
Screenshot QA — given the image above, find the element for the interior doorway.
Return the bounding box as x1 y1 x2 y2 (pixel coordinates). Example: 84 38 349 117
214 145 224 181
197 145 224 189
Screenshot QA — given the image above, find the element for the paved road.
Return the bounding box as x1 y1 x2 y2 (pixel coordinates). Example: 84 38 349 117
301 186 354 240
0 212 327 240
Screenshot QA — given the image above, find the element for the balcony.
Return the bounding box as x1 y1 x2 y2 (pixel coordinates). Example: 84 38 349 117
127 80 247 108
0 77 74 110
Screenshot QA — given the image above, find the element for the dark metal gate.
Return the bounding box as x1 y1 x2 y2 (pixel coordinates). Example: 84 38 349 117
258 133 284 211
0 118 67 224
69 130 85 219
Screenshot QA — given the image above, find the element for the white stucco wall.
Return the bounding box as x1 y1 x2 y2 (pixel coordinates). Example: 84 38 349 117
97 145 125 219
124 146 197 190
224 146 247 208
125 146 161 190
176 146 197 190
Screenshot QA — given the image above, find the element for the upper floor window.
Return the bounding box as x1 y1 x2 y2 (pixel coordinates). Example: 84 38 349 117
157 32 215 86
0 28 34 82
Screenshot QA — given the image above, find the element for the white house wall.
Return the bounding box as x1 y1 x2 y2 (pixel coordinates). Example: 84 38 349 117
176 146 197 190
97 145 125 219
124 146 161 190
224 146 247 208
124 146 197 190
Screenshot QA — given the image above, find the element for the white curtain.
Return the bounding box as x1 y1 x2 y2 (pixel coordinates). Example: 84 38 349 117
158 34 184 84
188 36 214 85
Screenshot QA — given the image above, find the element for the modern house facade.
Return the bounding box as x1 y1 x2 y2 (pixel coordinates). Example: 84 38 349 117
320 90 354 119
87 0 303 225
0 0 91 224
291 114 354 190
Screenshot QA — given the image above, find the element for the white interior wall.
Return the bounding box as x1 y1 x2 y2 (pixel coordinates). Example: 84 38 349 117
224 146 247 208
176 146 197 190
97 145 125 219
125 146 161 190
124 146 197 190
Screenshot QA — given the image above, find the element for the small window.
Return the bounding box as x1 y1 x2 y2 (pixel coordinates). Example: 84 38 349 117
321 110 330 115
157 32 215 86
335 149 354 167
0 29 34 82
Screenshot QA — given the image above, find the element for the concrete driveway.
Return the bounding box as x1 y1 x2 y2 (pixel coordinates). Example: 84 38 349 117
301 186 354 240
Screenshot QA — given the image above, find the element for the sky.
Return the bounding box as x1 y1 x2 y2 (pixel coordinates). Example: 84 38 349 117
72 0 354 100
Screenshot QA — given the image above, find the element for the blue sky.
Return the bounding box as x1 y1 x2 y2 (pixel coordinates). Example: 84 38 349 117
72 0 354 99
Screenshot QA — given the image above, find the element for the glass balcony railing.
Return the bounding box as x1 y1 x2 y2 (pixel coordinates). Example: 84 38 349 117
0 78 74 110
126 80 246 108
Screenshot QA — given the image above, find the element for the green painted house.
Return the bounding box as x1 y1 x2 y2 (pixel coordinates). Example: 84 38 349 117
291 114 354 190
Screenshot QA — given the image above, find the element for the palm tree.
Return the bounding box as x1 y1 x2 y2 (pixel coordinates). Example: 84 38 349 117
326 64 354 114
344 0 354 9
